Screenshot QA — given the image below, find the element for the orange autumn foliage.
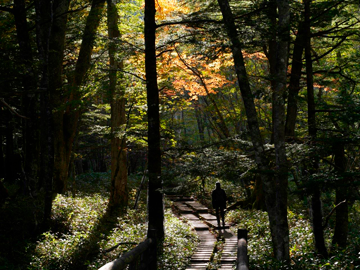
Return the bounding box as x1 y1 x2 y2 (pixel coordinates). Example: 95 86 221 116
159 49 235 100
155 0 190 20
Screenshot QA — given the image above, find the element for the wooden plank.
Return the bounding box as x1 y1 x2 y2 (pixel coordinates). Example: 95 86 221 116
98 239 153 270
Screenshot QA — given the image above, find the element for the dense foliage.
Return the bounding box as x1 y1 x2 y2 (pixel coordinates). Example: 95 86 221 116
2 173 198 269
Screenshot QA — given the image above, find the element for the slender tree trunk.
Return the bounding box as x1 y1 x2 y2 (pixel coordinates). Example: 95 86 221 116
272 0 290 260
4 111 15 183
264 0 277 96
0 108 4 180
217 0 289 261
304 0 328 258
285 22 305 138
332 142 348 248
35 0 54 228
53 0 105 193
201 97 226 140
194 101 205 143
46 0 70 197
107 0 128 212
14 0 40 192
144 0 164 244
265 0 290 260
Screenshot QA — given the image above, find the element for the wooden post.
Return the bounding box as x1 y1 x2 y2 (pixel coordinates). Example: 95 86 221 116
237 229 249 270
138 229 157 270
148 228 157 270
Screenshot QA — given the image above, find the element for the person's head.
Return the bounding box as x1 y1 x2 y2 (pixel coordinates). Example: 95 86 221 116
216 182 221 189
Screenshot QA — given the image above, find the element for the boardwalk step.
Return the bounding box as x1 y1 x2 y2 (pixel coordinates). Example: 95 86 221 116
169 195 238 270
185 263 209 269
203 219 230 229
185 201 209 213
167 195 194 201
181 213 200 220
198 213 217 220
188 220 210 230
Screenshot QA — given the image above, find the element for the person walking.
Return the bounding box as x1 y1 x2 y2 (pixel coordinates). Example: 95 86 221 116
212 182 227 228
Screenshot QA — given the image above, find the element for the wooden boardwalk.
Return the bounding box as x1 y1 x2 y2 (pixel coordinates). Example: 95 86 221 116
168 196 237 270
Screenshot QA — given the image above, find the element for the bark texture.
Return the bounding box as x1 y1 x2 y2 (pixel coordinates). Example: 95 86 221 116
145 0 165 241
332 142 349 248
271 0 290 260
304 0 328 258
35 0 54 227
53 0 105 193
285 21 305 138
14 0 39 192
107 0 128 211
217 0 290 261
49 0 71 198
218 0 289 260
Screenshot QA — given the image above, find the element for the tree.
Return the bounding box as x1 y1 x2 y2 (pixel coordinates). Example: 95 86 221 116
268 0 291 260
216 0 290 261
145 0 165 244
14 0 39 192
53 0 106 194
107 0 128 212
303 0 328 258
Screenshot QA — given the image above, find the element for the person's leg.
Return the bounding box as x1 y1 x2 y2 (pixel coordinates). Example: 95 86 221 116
220 207 225 227
216 207 220 227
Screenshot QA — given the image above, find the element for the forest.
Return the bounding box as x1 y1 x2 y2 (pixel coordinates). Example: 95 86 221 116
0 0 360 269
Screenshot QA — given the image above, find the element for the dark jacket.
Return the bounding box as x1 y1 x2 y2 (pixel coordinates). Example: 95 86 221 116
212 188 227 209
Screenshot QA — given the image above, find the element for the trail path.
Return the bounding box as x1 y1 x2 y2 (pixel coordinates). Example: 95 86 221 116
168 196 237 270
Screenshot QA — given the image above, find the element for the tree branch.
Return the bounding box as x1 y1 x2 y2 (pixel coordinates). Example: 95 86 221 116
156 49 173 58
314 109 345 113
0 6 14 13
99 68 145 81
322 200 346 229
156 18 222 29
311 0 346 23
312 37 347 62
0 98 30 119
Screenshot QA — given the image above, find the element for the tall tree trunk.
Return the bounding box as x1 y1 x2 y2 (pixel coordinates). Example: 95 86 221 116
4 111 16 183
266 0 290 260
272 0 290 260
194 101 205 143
14 0 40 192
304 0 328 258
46 0 70 197
285 22 305 138
145 0 165 245
53 0 105 194
0 108 4 180
217 0 289 261
35 0 54 228
332 142 348 248
107 0 128 212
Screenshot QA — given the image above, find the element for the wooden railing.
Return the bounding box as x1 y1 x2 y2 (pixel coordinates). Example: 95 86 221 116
237 229 249 270
98 230 157 270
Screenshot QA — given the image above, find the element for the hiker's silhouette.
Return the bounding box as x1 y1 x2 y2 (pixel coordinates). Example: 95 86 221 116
211 182 227 228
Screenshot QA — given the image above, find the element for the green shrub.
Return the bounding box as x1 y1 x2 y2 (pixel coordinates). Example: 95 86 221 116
226 206 360 269
28 172 198 270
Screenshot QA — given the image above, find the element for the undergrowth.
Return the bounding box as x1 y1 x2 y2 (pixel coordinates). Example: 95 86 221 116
226 204 360 269
3 170 360 270
26 172 198 270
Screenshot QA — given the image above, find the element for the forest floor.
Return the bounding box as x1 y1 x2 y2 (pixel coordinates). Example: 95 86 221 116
1 173 360 269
